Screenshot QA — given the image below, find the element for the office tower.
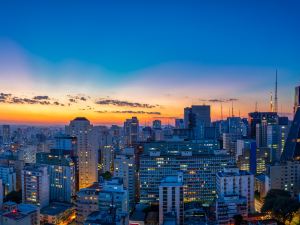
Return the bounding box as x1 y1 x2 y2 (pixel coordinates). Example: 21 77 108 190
281 87 300 161
216 195 248 225
76 183 101 223
98 178 128 221
2 203 40 225
267 124 279 162
248 112 278 139
141 126 154 141
114 148 136 209
294 86 300 114
36 150 76 203
216 167 254 213
140 149 235 204
237 141 257 174
223 133 240 156
2 125 10 145
278 117 290 158
54 134 77 157
0 166 16 195
124 117 139 146
269 161 300 197
159 173 184 225
65 117 99 189
256 147 271 174
153 120 162 129
184 105 211 139
175 119 185 129
53 134 79 191
101 145 114 173
22 165 50 208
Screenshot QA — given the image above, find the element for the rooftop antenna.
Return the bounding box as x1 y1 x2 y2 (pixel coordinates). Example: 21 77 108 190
231 101 234 117
270 92 273 112
255 101 258 112
221 102 223 120
274 69 278 113
239 110 241 118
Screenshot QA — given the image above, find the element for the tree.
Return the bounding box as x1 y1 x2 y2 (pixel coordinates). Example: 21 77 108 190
101 171 112 180
262 189 300 224
233 214 244 225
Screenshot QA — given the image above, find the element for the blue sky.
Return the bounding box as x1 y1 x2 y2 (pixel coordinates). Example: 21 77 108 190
0 0 299 124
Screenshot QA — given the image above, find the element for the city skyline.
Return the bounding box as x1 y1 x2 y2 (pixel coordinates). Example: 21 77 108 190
0 0 300 125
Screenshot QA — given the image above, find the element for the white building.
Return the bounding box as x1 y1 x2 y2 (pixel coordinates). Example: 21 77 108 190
114 148 136 209
66 117 99 189
216 167 254 213
21 165 49 208
159 173 184 225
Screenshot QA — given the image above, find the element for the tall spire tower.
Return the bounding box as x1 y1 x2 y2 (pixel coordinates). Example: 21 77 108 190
274 69 278 113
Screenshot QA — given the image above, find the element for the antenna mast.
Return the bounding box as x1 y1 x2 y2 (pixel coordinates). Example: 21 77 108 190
274 69 278 113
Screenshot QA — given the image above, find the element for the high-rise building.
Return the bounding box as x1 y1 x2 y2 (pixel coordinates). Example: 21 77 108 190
248 112 278 139
101 145 114 173
184 105 211 139
22 165 50 208
281 94 300 161
159 173 184 225
153 120 162 129
175 119 184 129
2 125 10 145
294 86 300 114
269 161 300 197
140 148 235 204
98 178 128 222
0 166 16 195
36 150 76 203
124 117 139 146
216 167 254 213
114 148 136 209
65 117 99 189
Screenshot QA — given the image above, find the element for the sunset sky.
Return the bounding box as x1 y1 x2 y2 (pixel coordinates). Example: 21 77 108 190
0 0 299 125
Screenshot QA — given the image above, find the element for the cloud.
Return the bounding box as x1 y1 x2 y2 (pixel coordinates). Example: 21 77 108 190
95 98 157 108
69 98 77 103
0 92 64 106
33 95 49 100
95 110 161 115
199 98 239 103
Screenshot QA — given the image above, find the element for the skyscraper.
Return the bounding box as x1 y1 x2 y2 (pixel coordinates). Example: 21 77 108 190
124 117 139 146
184 105 211 139
65 117 99 189
281 86 300 161
2 125 10 145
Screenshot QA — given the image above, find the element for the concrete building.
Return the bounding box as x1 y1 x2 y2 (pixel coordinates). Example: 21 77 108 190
114 148 136 209
159 174 184 225
216 195 248 225
36 150 76 203
75 183 101 224
2 203 40 225
40 202 75 225
101 145 114 173
184 105 211 139
21 164 49 208
269 161 300 197
140 148 235 204
124 117 139 146
66 117 99 189
216 168 254 213
98 178 128 221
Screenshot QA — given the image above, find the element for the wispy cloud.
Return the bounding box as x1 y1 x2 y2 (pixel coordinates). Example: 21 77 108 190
95 110 161 115
199 98 239 103
95 98 157 108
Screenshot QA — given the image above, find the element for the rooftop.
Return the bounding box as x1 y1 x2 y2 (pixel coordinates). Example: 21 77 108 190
40 202 73 216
